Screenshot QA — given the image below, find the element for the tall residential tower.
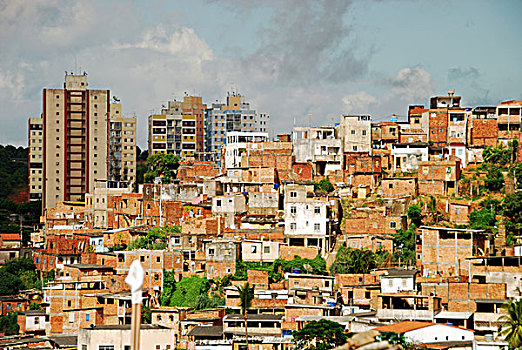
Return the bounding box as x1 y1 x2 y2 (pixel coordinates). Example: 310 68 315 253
28 73 136 209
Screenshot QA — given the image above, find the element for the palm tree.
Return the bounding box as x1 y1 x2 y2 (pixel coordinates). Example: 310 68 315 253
236 282 254 348
500 299 522 348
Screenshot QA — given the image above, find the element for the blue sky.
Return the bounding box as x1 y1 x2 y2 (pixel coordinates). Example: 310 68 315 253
0 0 521 147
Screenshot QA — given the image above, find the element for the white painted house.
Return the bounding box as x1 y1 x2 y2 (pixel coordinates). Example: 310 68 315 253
380 269 418 294
374 321 474 345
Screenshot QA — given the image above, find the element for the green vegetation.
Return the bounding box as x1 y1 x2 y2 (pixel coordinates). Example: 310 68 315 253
483 144 512 166
330 246 389 274
0 312 19 335
127 225 179 250
468 208 496 231
236 282 254 347
141 305 151 324
407 204 422 227
393 225 417 265
313 177 335 193
232 254 327 282
30 302 41 310
293 319 348 350
500 299 522 349
484 165 504 191
503 192 522 238
144 153 180 183
0 145 28 198
160 275 224 309
0 258 40 294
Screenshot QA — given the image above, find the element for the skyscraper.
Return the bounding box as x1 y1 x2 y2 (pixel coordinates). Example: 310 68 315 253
28 73 136 209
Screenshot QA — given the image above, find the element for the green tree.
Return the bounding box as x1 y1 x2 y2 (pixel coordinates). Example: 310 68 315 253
468 208 496 231
483 144 510 166
194 293 225 310
144 153 180 183
330 247 378 274
29 302 41 310
485 165 504 191
0 270 23 295
407 204 422 227
293 319 348 350
0 312 19 335
141 305 151 324
503 192 522 237
236 282 254 347
500 299 522 349
314 177 334 193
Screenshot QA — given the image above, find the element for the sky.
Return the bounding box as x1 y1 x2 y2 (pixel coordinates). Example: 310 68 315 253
1 0 521 148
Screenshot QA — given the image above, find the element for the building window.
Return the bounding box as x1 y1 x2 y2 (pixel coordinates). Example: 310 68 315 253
351 130 356 135
362 130 367 136
86 314 90 321
390 222 396 229
314 207 320 214
353 146 358 151
264 246 270 254
314 223 320 231
290 206 296 214
99 346 115 350
251 246 257 254
209 248 215 255
290 223 296 230
290 191 297 198
216 199 222 206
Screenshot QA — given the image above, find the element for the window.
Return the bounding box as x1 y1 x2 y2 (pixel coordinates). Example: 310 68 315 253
251 246 257 254
140 256 145 262
455 208 461 215
314 223 320 232
362 130 367 136
290 191 297 198
86 314 90 321
290 223 296 230
216 199 222 206
353 146 358 151
209 248 215 255
290 206 296 214
390 222 396 229
264 246 270 254
351 130 356 135
314 207 320 214
99 346 115 350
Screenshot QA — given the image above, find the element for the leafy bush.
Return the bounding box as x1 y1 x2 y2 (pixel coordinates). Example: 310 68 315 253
469 208 496 231
484 165 504 191
313 177 334 193
0 312 19 335
160 275 224 310
407 204 422 227
293 319 348 350
330 247 383 274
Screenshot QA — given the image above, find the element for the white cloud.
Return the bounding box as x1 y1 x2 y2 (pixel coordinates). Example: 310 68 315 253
342 67 434 120
342 91 378 114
